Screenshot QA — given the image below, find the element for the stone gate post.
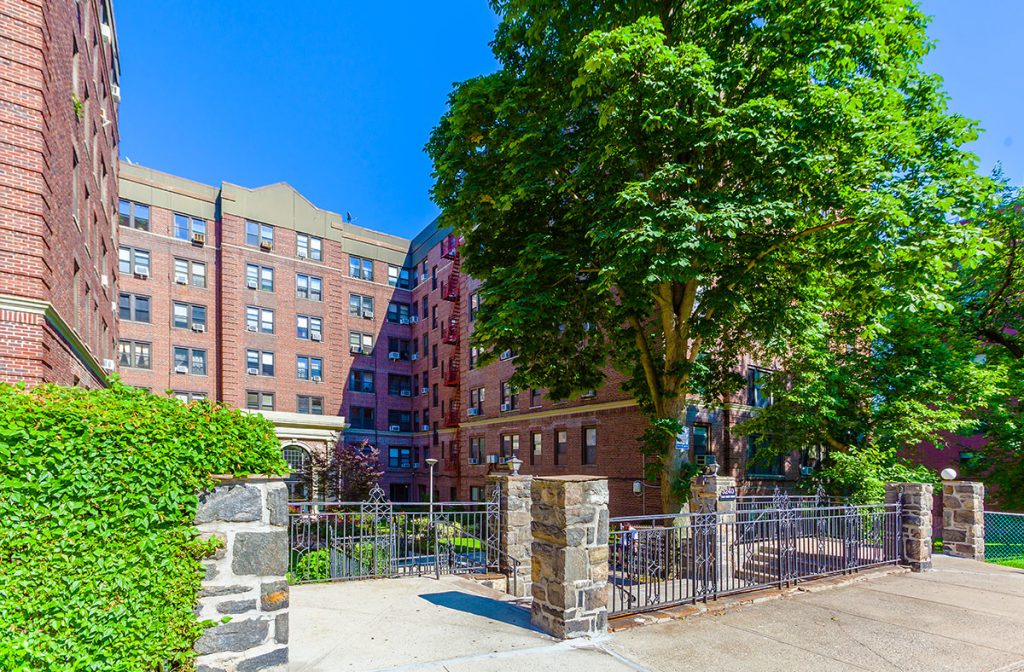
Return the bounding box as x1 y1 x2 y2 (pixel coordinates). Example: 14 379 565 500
690 472 738 588
194 476 290 672
885 482 933 572
486 473 534 597
530 476 609 639
942 481 985 561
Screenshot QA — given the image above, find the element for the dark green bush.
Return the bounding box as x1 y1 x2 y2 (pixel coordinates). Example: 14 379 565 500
0 382 286 671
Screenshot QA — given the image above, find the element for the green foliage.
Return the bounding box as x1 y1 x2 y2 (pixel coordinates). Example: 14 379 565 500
71 94 83 119
288 548 330 582
813 445 936 503
0 382 285 671
428 0 994 509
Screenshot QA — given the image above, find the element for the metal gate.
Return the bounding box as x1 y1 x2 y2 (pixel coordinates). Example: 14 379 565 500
287 485 501 584
609 489 902 616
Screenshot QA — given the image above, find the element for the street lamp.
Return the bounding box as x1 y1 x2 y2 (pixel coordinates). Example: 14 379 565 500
425 458 439 517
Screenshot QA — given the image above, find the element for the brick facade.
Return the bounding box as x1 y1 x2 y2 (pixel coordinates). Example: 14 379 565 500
0 0 121 387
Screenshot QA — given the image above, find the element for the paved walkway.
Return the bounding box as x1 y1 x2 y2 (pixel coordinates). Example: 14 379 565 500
290 556 1024 672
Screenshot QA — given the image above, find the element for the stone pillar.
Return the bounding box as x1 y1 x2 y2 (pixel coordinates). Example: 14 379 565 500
530 476 609 639
942 481 985 561
690 473 737 587
486 474 534 597
194 477 290 672
885 482 933 572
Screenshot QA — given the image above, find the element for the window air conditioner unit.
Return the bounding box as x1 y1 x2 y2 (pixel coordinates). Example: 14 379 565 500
110 84 121 104
134 268 149 279
102 358 116 371
421 387 429 394
389 424 402 432
192 232 205 246
486 454 499 464
100 23 112 44
246 325 257 332
499 350 513 361
411 353 419 361
467 408 480 417
413 462 420 469
246 279 258 289
175 275 188 285
399 317 410 325
500 403 511 412
469 458 480 465
363 311 374 320
388 351 401 360
260 240 273 251
311 375 322 383
297 250 307 259
400 390 411 397
247 367 259 375
174 365 188 374
192 324 205 333
409 316 418 324
311 332 322 342
421 424 430 431
800 466 814 477
350 345 363 355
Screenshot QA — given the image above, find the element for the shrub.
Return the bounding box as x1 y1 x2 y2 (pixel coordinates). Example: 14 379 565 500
0 382 285 671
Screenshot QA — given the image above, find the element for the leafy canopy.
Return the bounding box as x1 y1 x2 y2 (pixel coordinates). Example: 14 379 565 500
428 0 993 508
0 382 285 671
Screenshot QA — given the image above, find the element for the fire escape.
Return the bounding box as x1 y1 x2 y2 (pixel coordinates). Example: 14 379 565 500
440 235 463 477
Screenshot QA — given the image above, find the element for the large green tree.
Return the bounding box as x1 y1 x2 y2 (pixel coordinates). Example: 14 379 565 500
428 0 992 511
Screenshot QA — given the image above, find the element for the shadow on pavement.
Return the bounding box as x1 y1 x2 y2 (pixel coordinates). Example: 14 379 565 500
419 591 541 632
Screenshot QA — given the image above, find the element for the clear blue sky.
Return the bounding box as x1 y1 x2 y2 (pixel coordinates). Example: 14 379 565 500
115 1 1022 240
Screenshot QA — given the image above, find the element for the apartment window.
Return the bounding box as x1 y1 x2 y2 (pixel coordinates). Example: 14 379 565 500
469 387 485 413
470 486 484 502
389 446 412 469
173 302 206 330
295 315 322 340
469 346 481 369
296 273 323 301
531 431 542 466
421 296 428 319
422 334 429 356
500 381 519 410
174 213 207 241
388 337 411 360
246 264 274 292
246 391 275 411
388 374 412 397
349 331 373 354
246 306 274 334
297 395 324 415
246 350 275 377
118 199 149 230
349 369 374 393
398 267 411 289
582 427 597 465
296 233 322 261
530 389 542 408
692 424 710 461
469 437 483 465
387 265 400 287
118 293 150 323
555 430 568 465
748 368 772 408
349 293 374 318
174 258 206 288
431 344 438 368
349 406 375 430
349 256 373 281
296 356 323 381
387 302 411 323
432 384 439 407
173 347 207 375
118 246 150 275
431 266 437 290
431 305 437 329
388 410 412 433
117 340 150 369
246 220 274 248
500 434 519 460
747 435 784 477
173 391 207 403
469 291 480 321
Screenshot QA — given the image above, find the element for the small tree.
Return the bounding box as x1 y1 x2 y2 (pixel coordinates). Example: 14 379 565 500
302 440 384 501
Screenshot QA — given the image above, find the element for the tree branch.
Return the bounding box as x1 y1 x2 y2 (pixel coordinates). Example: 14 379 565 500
629 315 664 411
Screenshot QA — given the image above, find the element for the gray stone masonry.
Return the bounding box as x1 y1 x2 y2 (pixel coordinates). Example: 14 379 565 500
942 481 985 561
885 482 933 572
530 476 609 639
690 474 738 584
486 474 534 598
195 477 289 672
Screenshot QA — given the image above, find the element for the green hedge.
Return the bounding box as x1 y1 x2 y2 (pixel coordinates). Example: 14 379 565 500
0 382 286 671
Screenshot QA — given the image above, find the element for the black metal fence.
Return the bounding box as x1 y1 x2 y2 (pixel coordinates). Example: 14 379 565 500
609 496 902 616
288 485 500 584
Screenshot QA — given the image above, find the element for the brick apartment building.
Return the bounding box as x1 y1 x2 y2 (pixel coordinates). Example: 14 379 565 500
0 0 120 386
115 164 807 516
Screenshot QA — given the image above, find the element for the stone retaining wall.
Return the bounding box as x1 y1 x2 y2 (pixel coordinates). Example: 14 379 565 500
194 477 290 672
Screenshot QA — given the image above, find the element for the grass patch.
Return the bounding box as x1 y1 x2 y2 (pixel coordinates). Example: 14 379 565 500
990 557 1024 570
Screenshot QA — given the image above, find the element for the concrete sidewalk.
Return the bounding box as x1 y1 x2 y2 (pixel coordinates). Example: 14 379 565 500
290 556 1024 672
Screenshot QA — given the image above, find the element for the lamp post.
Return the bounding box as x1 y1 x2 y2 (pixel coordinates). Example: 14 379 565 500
425 458 439 517
425 458 439 578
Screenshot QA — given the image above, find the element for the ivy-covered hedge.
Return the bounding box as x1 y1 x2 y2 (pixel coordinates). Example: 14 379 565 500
0 382 286 671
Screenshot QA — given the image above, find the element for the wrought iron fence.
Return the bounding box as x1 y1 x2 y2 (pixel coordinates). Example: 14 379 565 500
288 485 500 584
984 511 1024 565
609 495 902 616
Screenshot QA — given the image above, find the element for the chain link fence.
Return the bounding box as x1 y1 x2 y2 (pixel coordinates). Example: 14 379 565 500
984 512 1024 567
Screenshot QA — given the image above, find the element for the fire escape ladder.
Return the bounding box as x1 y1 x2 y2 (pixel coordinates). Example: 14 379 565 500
442 254 461 302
